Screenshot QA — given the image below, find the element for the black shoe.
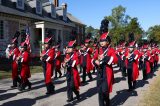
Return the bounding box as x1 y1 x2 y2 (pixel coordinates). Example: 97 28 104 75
59 74 62 78
46 91 54 95
11 85 17 88
11 80 17 88
143 78 147 80
67 98 73 102
76 94 80 100
127 89 133 92
18 84 25 91
46 83 55 95
28 82 32 89
89 78 93 82
81 81 85 83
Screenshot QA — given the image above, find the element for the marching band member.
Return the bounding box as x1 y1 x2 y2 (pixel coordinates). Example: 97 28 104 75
18 42 31 91
80 37 93 83
92 19 118 106
142 42 151 80
54 42 62 78
126 33 139 91
62 39 81 102
8 31 21 88
40 36 55 95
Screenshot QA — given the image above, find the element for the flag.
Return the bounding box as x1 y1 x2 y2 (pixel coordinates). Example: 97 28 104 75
25 26 31 52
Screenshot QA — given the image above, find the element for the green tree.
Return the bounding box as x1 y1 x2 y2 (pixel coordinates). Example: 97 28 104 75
85 26 99 39
85 26 94 34
147 25 160 43
125 17 143 41
103 5 143 45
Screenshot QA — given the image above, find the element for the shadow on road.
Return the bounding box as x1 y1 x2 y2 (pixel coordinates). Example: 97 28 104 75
111 89 138 106
0 93 17 101
2 98 36 106
64 86 98 106
136 80 149 89
114 76 126 84
0 90 7 94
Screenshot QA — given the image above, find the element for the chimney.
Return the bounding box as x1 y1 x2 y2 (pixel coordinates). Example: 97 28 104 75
62 3 67 21
54 0 59 7
62 3 67 9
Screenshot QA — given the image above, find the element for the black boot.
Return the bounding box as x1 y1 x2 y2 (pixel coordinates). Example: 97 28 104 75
67 98 73 102
88 72 93 81
49 82 55 93
59 71 62 78
46 83 55 95
16 76 21 86
54 70 58 78
11 79 17 88
18 83 25 91
76 91 80 100
46 83 50 94
26 80 32 90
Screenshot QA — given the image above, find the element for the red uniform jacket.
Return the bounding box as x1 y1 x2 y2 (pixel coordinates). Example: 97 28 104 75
45 48 55 84
125 48 129 68
150 50 154 67
55 51 61 70
20 51 30 79
127 50 139 81
10 47 20 79
92 47 118 93
144 51 151 74
80 47 93 73
155 48 159 62
65 52 81 90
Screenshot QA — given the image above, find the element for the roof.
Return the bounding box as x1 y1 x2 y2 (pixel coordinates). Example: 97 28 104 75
67 13 85 25
0 5 75 27
56 9 85 25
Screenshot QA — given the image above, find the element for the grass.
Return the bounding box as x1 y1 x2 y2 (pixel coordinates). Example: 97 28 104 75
139 71 160 106
0 66 43 80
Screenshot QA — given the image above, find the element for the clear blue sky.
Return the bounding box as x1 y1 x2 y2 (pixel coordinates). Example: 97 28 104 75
53 0 160 31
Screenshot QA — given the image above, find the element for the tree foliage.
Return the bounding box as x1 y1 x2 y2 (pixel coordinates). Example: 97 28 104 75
85 26 99 39
104 5 143 46
85 5 145 45
147 25 160 43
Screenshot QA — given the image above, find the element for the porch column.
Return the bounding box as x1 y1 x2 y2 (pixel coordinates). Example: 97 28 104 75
41 26 45 50
56 29 58 43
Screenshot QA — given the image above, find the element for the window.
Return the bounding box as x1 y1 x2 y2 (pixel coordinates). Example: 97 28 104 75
36 0 42 14
0 21 4 39
16 0 24 10
0 0 1 4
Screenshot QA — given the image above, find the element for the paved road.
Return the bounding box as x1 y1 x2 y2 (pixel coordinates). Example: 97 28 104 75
0 65 159 106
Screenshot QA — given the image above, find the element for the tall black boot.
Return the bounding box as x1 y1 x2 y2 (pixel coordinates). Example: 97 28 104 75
75 90 80 100
58 70 62 78
88 72 93 81
133 81 137 89
11 79 17 88
18 83 25 91
54 70 57 78
26 79 32 90
17 76 21 84
46 83 50 94
46 83 55 95
82 67 86 83
49 82 55 93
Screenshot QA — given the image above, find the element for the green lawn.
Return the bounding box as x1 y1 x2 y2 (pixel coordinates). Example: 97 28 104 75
0 66 42 80
140 71 160 106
